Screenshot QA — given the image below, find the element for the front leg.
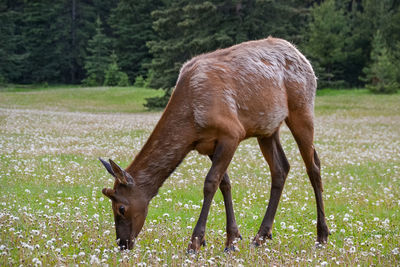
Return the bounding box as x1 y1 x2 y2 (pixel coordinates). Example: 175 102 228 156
208 155 241 251
188 138 238 252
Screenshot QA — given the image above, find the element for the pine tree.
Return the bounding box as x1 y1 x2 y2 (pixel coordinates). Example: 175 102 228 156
334 0 367 87
0 1 26 83
303 0 351 88
65 0 97 83
92 0 119 36
21 0 96 84
104 52 130 86
148 0 225 90
241 0 310 43
83 17 111 86
349 0 400 87
109 0 163 82
21 0 62 83
146 0 232 107
146 0 311 108
362 31 398 94
393 41 400 84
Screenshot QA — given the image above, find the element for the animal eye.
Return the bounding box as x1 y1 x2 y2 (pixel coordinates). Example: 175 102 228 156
119 205 125 215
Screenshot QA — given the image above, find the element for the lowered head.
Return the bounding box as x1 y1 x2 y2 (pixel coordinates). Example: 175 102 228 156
99 158 149 250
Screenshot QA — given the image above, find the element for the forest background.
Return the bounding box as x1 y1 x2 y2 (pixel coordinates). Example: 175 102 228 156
1 0 399 108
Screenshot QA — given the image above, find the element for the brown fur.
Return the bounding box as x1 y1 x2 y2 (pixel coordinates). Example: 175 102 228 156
100 37 329 251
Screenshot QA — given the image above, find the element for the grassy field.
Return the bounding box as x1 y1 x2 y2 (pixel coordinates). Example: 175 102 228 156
0 85 164 113
0 87 399 266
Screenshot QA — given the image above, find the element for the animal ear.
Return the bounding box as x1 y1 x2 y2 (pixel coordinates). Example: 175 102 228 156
99 158 115 177
109 159 135 185
102 188 115 199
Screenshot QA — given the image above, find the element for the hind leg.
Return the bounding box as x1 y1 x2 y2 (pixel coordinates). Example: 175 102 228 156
286 111 329 244
252 131 290 246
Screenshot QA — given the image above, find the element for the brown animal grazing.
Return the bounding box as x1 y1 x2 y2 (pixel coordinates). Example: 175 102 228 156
100 36 329 251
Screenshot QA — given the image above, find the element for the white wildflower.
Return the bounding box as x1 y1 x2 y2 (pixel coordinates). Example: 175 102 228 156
103 230 110 236
90 255 100 264
32 258 42 266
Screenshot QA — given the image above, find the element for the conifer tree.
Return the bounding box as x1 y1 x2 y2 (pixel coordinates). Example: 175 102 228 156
304 0 351 88
362 31 398 94
0 1 26 83
22 0 63 83
146 0 311 108
109 0 163 82
104 52 129 86
83 17 111 86
21 0 96 83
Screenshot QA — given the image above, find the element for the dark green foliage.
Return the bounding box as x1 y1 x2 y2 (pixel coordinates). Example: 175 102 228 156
351 0 400 86
104 52 130 86
146 0 311 107
21 0 96 84
0 0 97 84
109 0 163 82
302 0 400 89
148 0 311 90
303 0 352 88
148 1 221 90
21 1 59 83
362 31 399 94
92 0 119 36
83 17 111 86
0 1 26 83
0 0 399 101
355 0 400 93
393 42 400 84
0 75 6 86
134 76 146 88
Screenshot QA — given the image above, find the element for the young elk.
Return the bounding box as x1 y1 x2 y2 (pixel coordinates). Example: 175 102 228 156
100 37 329 251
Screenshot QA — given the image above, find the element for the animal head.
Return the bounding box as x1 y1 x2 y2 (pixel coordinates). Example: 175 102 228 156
99 158 148 250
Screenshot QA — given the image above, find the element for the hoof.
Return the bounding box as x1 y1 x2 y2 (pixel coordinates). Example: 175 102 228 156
317 230 330 244
317 223 330 244
187 237 206 253
224 245 239 253
225 233 242 252
186 248 196 254
252 232 272 247
316 235 329 246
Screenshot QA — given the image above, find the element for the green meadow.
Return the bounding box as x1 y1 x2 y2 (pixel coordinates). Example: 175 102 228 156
0 87 399 265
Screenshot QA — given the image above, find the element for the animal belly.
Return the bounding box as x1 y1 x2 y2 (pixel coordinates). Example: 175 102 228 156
241 107 288 137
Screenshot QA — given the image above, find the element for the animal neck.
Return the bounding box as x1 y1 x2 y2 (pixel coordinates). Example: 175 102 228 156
126 105 194 200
